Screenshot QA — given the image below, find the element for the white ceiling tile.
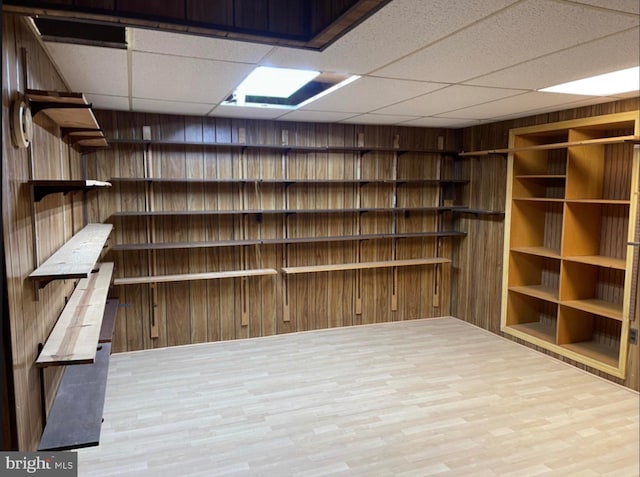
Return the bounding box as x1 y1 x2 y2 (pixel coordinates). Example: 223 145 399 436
131 29 273 63
132 98 215 116
340 113 420 125
209 104 290 120
278 110 357 123
86 94 130 111
571 0 639 14
45 42 128 96
375 85 524 116
401 117 488 128
300 77 445 113
132 52 253 104
374 0 639 83
263 0 520 74
436 91 601 120
466 27 640 90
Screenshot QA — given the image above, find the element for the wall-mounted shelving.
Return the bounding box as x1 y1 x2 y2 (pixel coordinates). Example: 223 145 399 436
29 223 113 289
500 111 639 378
29 179 111 202
26 89 108 149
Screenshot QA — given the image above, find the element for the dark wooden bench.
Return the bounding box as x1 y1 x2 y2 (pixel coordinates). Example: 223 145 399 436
38 298 119 451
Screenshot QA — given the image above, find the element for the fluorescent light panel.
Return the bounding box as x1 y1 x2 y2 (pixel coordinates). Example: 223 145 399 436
237 66 319 98
539 66 639 96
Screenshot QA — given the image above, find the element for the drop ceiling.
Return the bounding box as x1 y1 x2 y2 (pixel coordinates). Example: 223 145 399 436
33 0 640 128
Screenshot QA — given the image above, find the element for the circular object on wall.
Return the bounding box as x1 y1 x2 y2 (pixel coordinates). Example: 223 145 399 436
10 98 33 149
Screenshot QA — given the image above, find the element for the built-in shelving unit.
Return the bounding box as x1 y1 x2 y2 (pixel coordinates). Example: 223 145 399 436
500 111 640 378
26 89 108 149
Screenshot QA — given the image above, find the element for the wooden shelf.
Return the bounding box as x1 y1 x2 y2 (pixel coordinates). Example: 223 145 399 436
113 268 277 286
508 322 556 344
30 179 111 202
565 199 630 205
515 175 566 180
26 89 108 149
112 231 467 251
453 208 505 217
511 246 561 259
29 223 113 289
502 112 639 378
109 177 467 186
562 255 626 270
111 206 465 218
513 197 565 203
282 257 450 275
561 299 623 321
561 341 619 368
107 138 457 155
509 285 559 303
461 135 640 156
36 262 114 367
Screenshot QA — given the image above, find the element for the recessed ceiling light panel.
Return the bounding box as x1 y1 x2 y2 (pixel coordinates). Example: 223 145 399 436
539 67 640 96
224 67 360 109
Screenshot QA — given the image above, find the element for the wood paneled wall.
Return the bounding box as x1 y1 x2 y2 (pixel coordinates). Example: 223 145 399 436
86 111 458 352
2 15 86 449
457 97 640 391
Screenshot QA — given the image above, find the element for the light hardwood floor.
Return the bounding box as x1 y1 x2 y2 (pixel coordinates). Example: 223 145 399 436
78 317 639 476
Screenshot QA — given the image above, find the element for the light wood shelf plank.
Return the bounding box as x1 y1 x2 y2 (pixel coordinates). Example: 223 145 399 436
29 223 113 287
113 268 278 285
562 255 626 270
511 246 561 259
561 299 623 321
565 199 630 205
282 257 450 275
508 322 556 344
36 263 114 367
561 341 619 368
509 285 559 303
512 198 565 203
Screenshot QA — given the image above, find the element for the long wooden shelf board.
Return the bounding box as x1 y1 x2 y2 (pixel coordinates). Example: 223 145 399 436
37 342 111 451
25 89 107 147
282 257 451 275
29 223 113 287
511 246 561 259
507 322 556 344
513 197 565 203
30 180 111 202
36 262 114 368
561 299 623 321
107 138 458 155
560 341 620 369
112 206 462 217
109 177 461 186
509 285 559 303
515 175 566 180
461 135 640 156
112 231 467 251
113 268 278 285
562 255 626 270
453 208 505 216
565 199 630 205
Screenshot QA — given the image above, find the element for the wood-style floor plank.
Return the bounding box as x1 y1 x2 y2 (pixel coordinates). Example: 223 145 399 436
78 317 639 476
